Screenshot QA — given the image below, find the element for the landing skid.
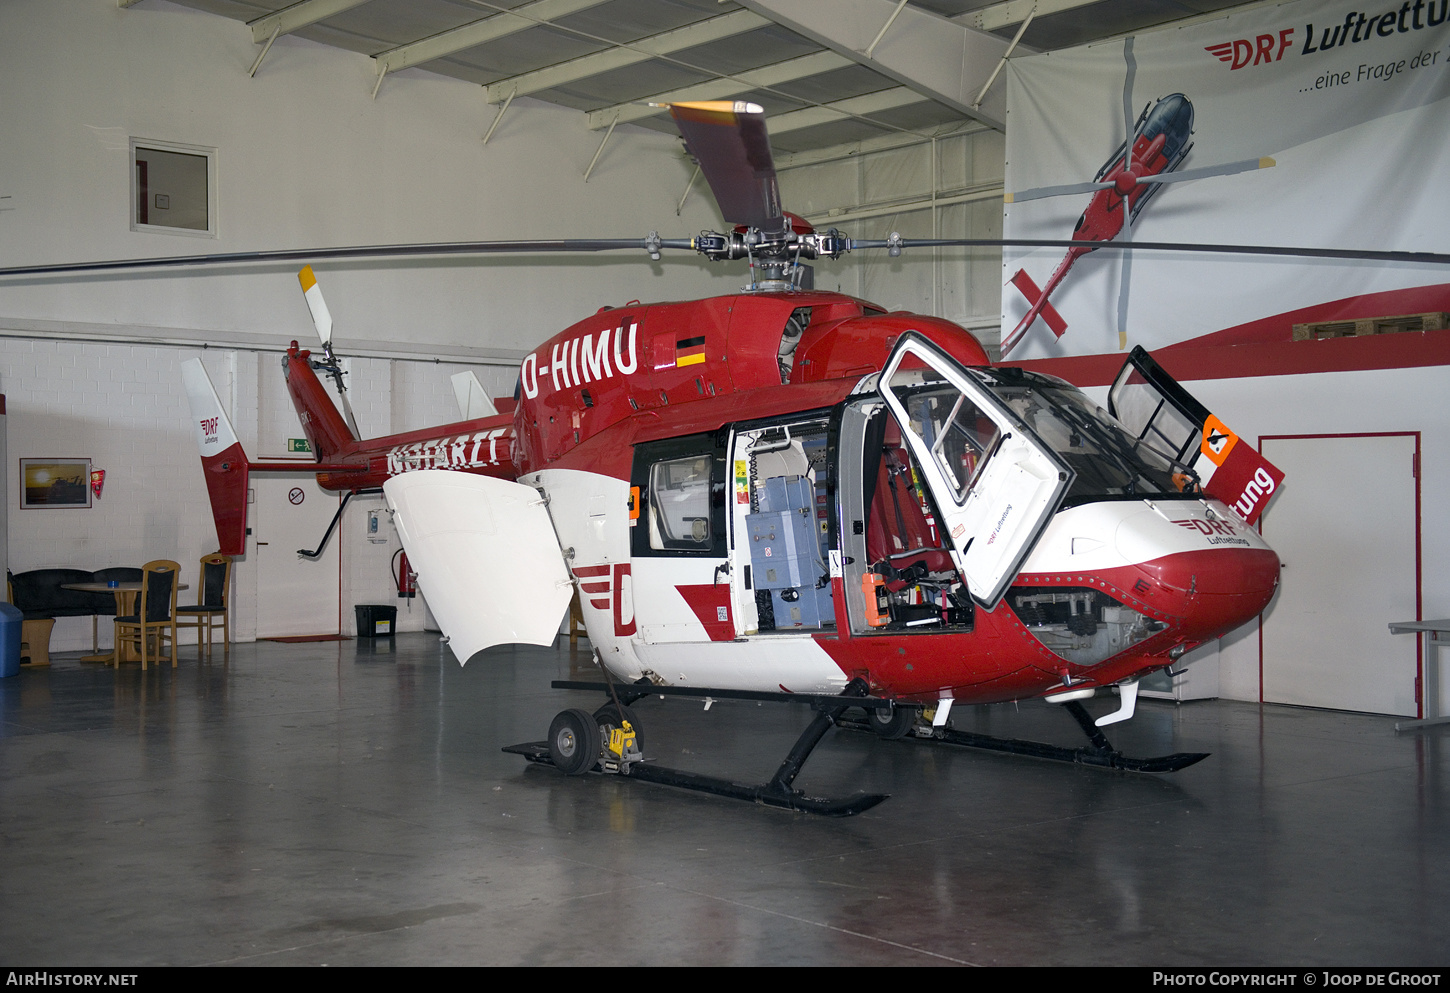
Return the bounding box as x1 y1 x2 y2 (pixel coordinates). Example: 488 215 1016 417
504 678 891 817
837 700 1209 774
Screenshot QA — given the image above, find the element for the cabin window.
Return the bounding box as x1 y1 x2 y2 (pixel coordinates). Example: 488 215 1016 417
648 455 712 550
630 433 726 558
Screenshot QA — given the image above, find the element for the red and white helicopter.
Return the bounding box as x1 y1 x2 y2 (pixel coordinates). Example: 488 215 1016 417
173 103 1286 814
24 101 1286 815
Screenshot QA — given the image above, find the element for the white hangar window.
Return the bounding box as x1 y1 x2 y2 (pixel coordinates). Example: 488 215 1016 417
131 139 216 237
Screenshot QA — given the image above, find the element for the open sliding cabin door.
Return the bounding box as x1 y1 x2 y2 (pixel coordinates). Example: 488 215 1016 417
877 334 1074 610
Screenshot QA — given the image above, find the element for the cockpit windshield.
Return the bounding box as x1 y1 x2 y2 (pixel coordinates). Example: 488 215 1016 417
893 366 1194 506
985 368 1196 503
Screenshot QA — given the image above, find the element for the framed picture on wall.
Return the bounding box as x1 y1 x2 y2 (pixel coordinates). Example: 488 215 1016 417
20 458 92 509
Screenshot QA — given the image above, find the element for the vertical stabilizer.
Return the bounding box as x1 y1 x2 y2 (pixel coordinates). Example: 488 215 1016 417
181 358 250 556
283 344 358 461
450 371 497 419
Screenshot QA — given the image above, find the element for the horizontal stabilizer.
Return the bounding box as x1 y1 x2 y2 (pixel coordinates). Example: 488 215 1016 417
384 471 574 664
181 358 250 556
450 371 497 420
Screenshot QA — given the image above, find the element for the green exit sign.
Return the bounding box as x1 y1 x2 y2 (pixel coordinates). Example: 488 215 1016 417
287 438 312 453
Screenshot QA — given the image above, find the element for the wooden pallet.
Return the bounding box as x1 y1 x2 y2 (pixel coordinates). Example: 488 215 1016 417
1292 311 1448 341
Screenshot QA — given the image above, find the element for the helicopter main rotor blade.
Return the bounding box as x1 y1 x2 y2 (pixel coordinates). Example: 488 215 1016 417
1135 156 1276 185
849 238 1450 266
665 101 783 231
0 238 688 278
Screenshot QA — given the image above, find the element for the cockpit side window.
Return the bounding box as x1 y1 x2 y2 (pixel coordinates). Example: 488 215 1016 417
884 371 1001 506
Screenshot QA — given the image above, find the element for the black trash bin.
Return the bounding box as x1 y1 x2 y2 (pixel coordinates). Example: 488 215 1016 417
354 604 398 638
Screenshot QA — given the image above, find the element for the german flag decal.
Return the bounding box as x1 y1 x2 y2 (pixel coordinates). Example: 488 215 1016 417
674 336 706 367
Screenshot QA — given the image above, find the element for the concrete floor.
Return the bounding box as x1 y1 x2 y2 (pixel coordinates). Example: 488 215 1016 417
2 633 1449 966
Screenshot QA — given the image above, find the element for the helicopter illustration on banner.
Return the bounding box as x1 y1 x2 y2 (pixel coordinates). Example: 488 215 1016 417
1002 39 1277 356
6 101 1286 815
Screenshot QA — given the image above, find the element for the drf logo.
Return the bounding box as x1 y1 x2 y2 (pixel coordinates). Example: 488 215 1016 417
199 417 220 441
1206 28 1293 68
1173 517 1239 537
573 563 635 637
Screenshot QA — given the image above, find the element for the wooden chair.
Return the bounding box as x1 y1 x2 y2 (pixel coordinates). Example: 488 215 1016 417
176 553 231 659
568 589 585 647
113 560 180 670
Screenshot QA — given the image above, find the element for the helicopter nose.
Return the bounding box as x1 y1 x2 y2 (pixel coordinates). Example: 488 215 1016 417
1131 546 1281 640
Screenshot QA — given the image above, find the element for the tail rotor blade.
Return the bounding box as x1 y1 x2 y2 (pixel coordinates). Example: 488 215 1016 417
298 265 333 346
296 265 361 439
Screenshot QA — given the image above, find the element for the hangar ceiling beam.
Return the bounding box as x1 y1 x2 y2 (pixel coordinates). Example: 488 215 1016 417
736 0 1012 131
374 0 611 77
962 0 1107 32
774 121 990 170
482 9 768 104
586 50 852 129
765 86 926 136
247 0 373 44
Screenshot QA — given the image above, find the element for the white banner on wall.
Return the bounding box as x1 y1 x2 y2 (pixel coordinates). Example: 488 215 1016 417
1001 0 1450 358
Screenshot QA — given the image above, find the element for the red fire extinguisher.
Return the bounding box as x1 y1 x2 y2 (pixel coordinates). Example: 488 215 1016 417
392 548 417 599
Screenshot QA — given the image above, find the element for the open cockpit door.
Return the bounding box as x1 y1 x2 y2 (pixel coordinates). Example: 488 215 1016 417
878 334 1074 610
1109 346 1284 524
384 470 574 664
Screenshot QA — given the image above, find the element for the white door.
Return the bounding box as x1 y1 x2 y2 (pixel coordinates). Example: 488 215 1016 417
252 475 341 638
878 333 1073 610
1260 434 1419 715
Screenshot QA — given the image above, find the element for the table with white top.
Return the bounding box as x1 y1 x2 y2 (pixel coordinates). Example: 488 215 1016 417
1389 619 1450 731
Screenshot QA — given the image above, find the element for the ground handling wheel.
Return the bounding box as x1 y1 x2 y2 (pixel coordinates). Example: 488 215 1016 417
592 702 643 773
867 703 916 740
593 702 644 753
548 708 602 776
